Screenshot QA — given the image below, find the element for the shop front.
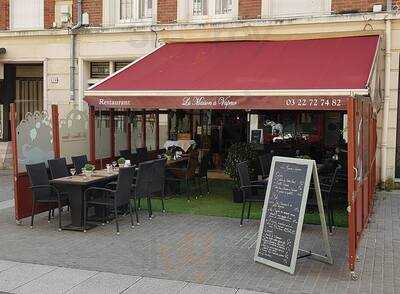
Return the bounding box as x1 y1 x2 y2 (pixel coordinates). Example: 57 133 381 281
11 35 380 274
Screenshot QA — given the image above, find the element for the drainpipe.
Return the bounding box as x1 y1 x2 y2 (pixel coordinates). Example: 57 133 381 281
387 0 392 12
381 18 391 182
69 0 83 102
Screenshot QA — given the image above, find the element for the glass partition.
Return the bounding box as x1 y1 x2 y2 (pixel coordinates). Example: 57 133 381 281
146 113 156 151
159 113 168 149
59 108 89 164
16 111 54 171
95 114 111 159
131 114 142 151
114 115 127 156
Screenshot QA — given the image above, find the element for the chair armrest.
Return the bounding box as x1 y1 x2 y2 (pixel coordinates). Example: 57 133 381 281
166 167 188 172
106 181 117 188
239 184 265 190
84 187 115 198
30 184 60 195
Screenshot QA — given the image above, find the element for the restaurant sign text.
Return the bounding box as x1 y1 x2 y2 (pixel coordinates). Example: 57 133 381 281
181 96 238 109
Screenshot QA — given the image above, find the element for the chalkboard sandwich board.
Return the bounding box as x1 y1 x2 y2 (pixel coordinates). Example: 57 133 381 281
254 156 333 274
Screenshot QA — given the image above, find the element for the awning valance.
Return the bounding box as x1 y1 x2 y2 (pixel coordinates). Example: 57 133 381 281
84 35 380 110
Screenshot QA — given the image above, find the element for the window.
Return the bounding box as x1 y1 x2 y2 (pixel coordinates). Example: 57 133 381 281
90 62 110 79
10 0 44 30
114 61 132 72
178 0 237 22
262 0 331 18
119 0 153 23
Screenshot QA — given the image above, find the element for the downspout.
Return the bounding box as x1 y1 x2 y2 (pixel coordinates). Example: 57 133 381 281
381 18 391 182
69 0 82 102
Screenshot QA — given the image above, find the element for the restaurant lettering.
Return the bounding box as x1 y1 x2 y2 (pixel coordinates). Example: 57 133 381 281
99 99 131 107
182 97 238 109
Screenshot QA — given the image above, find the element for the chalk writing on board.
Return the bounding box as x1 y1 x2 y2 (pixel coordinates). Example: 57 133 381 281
257 161 308 267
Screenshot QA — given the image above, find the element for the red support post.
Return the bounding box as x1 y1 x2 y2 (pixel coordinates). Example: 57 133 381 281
155 111 160 150
10 103 20 220
347 98 356 272
51 105 60 159
141 110 146 148
110 109 115 159
127 111 132 152
89 106 96 163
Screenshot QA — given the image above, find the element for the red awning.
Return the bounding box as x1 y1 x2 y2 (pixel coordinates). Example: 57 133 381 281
84 35 380 110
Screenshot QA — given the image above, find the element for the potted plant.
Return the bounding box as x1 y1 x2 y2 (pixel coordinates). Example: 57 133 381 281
117 157 126 168
224 142 259 203
82 163 95 178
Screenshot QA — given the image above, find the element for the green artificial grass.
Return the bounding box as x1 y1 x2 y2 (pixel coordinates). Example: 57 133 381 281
141 179 348 228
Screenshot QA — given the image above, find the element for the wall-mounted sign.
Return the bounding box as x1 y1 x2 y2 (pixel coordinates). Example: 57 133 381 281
84 96 349 111
49 77 59 84
254 156 333 274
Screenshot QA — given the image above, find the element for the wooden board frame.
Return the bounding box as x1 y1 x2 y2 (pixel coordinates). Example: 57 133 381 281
254 156 333 274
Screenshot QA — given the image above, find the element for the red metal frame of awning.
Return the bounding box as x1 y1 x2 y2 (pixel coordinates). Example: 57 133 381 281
84 35 380 111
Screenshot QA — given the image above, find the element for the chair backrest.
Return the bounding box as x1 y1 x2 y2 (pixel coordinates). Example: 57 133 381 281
149 158 166 194
115 167 135 207
26 162 51 199
259 154 272 178
134 161 153 198
48 158 70 179
237 161 251 188
136 147 148 163
71 155 88 174
183 157 198 178
198 152 210 177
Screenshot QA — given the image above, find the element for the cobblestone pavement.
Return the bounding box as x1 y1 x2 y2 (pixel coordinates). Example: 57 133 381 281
0 191 398 294
0 170 13 202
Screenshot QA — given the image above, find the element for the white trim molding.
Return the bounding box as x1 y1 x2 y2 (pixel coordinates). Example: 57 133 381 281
85 89 369 97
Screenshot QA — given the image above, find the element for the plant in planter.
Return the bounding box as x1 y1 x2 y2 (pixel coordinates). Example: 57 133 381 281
82 163 95 177
224 142 259 203
117 157 126 168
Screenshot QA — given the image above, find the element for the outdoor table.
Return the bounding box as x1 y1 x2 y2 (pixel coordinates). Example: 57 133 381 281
50 169 119 231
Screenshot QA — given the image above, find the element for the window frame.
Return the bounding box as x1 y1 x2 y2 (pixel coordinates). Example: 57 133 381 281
9 0 44 30
261 0 331 19
116 0 156 26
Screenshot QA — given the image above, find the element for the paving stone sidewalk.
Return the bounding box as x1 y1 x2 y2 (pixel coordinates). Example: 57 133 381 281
0 260 270 294
0 190 398 294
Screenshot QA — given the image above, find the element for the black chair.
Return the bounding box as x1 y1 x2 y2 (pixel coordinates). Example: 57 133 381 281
48 158 70 179
166 157 199 201
148 159 167 215
237 161 266 226
195 152 210 196
132 160 154 222
136 147 149 163
26 162 68 230
83 167 135 235
259 154 272 180
48 157 70 212
71 155 88 175
309 165 341 234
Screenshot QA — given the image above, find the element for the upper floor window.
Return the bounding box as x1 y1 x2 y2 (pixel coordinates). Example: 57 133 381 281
262 0 331 18
10 0 44 30
118 0 153 23
178 0 238 22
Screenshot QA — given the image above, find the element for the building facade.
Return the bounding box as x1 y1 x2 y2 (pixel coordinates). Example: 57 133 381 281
0 0 399 182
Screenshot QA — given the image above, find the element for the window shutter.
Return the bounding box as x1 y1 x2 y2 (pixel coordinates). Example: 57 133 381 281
10 0 44 30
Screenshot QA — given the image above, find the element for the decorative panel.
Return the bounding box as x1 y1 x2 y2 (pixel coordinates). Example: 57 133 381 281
16 111 54 171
